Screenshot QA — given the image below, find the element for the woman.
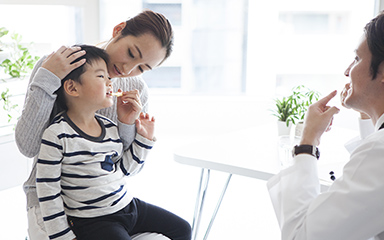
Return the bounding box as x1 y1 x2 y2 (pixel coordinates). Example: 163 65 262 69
15 10 191 240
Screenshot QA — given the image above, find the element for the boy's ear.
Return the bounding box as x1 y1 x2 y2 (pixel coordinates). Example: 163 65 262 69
112 22 126 38
63 79 79 97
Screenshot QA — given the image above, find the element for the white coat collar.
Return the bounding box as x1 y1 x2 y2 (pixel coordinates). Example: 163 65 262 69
374 113 384 131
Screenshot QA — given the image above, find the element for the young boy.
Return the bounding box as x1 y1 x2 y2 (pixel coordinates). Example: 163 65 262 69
36 45 156 240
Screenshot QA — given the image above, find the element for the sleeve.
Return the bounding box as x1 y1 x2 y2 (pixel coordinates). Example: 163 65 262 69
140 77 149 113
14 57 62 158
267 137 384 240
118 133 155 177
344 117 374 153
36 128 76 240
117 120 136 151
98 75 150 150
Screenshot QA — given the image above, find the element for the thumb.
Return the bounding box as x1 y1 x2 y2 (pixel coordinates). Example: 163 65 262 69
116 90 123 107
135 118 141 129
324 106 340 118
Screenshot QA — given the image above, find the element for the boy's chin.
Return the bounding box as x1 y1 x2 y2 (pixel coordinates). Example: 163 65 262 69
102 101 114 109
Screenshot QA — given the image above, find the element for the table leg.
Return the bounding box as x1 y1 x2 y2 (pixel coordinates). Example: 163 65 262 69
191 168 210 240
203 173 232 240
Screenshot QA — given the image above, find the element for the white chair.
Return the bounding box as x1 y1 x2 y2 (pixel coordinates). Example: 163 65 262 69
132 232 170 240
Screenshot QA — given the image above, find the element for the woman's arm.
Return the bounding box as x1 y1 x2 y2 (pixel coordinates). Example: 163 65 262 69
15 46 86 158
14 57 60 157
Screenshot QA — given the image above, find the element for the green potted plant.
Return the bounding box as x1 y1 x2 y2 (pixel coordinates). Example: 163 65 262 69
272 95 296 135
291 85 320 122
272 85 320 136
1 32 39 78
291 85 320 137
0 28 39 124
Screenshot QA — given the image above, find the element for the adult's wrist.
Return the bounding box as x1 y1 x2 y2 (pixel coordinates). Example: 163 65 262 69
292 144 320 159
299 136 317 146
117 117 135 125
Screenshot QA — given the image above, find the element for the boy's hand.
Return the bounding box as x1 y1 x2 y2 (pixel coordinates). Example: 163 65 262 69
136 112 155 141
42 46 86 80
116 89 142 125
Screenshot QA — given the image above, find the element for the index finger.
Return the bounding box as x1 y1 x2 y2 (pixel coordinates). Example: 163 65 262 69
122 89 140 98
316 90 337 106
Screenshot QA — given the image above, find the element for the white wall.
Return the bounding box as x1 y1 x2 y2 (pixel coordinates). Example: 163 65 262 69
0 135 30 191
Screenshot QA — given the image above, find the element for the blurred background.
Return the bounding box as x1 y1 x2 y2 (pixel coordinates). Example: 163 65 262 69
0 0 380 239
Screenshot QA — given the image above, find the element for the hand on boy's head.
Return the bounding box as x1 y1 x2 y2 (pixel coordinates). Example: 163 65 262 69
135 112 155 141
42 46 86 80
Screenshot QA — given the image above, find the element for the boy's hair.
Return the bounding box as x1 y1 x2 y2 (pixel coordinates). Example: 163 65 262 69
51 45 109 119
63 44 109 83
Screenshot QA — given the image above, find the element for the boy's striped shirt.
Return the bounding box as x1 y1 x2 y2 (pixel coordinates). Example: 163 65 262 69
36 112 154 240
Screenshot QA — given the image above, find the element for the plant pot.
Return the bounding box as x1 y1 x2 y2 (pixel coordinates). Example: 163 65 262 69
294 121 304 138
277 120 292 136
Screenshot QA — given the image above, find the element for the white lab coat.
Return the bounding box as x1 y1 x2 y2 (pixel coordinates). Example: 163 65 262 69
267 114 384 240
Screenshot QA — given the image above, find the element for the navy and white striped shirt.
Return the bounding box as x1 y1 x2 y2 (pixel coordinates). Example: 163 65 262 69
36 112 154 240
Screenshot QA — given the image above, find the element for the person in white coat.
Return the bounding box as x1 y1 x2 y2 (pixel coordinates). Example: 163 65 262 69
267 11 384 240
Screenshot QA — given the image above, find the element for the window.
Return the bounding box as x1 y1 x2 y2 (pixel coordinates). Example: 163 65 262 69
139 0 249 93
246 0 375 99
143 2 182 26
0 0 97 137
279 12 349 35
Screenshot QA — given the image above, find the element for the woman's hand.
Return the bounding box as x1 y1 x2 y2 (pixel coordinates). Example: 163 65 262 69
136 112 155 141
300 90 340 146
116 89 142 125
340 83 370 120
41 46 86 80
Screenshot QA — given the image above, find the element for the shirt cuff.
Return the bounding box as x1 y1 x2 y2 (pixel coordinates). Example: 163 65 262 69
135 133 156 146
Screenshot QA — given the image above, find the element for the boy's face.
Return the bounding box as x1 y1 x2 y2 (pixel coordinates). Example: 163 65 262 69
76 59 113 111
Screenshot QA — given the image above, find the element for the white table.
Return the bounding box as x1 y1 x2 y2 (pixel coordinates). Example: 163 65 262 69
174 124 357 240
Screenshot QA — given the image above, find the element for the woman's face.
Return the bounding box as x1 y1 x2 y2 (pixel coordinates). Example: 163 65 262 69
105 24 167 78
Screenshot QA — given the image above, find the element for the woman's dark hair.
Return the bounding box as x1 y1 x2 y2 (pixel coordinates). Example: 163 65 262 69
50 45 109 121
364 11 384 80
118 9 174 65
